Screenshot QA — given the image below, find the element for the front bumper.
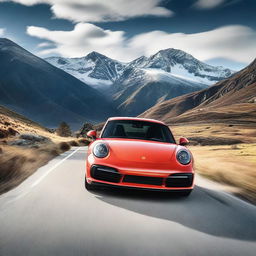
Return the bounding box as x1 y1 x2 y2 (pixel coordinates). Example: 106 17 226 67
87 165 194 191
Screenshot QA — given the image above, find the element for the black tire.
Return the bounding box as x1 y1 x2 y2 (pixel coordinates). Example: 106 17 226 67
85 179 97 191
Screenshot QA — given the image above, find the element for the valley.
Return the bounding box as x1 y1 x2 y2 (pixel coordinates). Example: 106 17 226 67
0 37 255 202
46 48 234 117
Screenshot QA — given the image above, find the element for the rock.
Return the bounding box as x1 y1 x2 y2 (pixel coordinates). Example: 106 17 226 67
19 133 51 143
9 134 52 147
9 139 32 146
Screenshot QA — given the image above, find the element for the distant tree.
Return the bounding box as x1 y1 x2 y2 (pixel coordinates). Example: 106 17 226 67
77 122 94 137
56 122 72 137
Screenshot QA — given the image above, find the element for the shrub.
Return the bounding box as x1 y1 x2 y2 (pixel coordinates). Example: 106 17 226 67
56 122 72 137
77 122 94 137
58 142 71 152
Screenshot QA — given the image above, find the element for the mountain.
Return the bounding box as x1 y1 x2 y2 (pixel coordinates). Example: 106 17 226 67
46 48 234 89
140 58 256 124
0 38 117 128
112 67 207 116
128 48 234 85
46 51 125 91
46 49 235 116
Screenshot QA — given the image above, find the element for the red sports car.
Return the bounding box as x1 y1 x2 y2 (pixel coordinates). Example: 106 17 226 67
85 117 194 196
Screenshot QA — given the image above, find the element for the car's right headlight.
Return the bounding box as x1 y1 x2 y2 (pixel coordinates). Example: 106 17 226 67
93 143 109 158
176 149 191 165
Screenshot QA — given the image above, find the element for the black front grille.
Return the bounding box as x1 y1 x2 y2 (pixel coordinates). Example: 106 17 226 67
123 175 163 186
166 173 193 187
91 165 121 183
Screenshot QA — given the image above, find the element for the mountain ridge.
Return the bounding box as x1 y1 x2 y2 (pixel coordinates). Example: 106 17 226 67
46 48 235 116
140 58 256 124
0 38 117 129
46 48 235 88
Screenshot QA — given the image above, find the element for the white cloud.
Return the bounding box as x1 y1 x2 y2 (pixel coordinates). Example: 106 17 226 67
128 25 256 63
193 0 226 9
27 23 128 59
0 0 173 22
27 24 256 64
0 28 6 36
37 42 54 48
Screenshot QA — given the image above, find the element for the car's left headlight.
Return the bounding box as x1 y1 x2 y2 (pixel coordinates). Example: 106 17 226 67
93 143 109 158
176 149 191 165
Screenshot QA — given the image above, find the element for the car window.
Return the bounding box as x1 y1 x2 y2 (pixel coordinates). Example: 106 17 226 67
101 120 176 143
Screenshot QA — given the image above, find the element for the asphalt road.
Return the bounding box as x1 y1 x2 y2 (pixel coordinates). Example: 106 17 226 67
0 146 256 256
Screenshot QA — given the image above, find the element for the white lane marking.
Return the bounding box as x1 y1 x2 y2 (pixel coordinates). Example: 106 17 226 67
0 147 83 208
31 147 81 188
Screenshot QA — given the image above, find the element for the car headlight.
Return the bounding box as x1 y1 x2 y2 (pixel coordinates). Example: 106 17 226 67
176 149 191 165
93 143 109 158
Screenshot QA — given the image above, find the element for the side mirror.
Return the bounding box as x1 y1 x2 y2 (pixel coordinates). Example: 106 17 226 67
87 130 97 140
179 137 189 146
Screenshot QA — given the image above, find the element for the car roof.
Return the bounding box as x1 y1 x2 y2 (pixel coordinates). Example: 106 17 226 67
107 117 166 125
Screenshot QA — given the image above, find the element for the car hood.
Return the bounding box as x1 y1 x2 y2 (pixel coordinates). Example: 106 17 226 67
97 139 178 169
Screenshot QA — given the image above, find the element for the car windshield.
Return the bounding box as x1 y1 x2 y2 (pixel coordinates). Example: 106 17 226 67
101 120 176 143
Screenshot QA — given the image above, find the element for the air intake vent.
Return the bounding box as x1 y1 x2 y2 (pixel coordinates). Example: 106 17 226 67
123 175 163 185
91 165 121 183
166 173 193 187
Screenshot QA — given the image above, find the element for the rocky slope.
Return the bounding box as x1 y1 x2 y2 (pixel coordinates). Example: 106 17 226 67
47 48 234 88
140 58 256 124
128 48 234 84
46 51 125 91
112 68 206 115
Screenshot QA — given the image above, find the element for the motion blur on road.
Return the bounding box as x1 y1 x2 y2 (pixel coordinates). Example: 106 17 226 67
0 147 256 256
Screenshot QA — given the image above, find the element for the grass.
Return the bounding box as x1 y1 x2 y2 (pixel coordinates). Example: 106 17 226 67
0 137 91 195
0 144 58 194
171 123 256 203
171 122 256 144
0 111 78 144
190 144 256 203
0 110 92 195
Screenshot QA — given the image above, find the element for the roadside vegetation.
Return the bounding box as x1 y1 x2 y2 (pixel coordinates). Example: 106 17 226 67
0 114 90 195
172 123 256 203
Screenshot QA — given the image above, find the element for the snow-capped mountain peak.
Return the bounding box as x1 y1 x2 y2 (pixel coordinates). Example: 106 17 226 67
128 48 235 84
46 52 126 89
84 51 107 61
46 48 235 89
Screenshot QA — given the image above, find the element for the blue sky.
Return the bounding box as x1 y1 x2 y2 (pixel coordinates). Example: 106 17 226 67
0 0 256 70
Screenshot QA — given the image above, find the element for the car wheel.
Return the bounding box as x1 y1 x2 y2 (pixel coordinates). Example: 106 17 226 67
85 179 97 191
